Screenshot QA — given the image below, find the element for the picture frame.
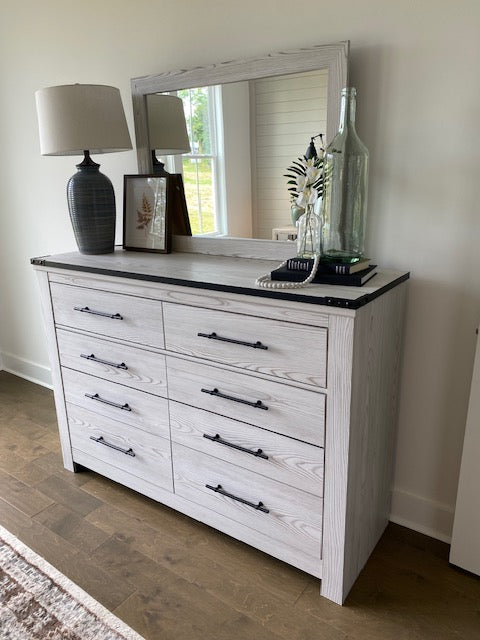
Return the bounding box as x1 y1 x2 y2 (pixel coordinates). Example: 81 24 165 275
123 174 171 253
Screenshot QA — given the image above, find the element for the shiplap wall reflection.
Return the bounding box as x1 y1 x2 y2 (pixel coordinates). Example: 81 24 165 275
253 69 328 239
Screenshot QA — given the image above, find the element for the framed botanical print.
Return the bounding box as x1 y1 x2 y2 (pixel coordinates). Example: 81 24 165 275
123 174 171 253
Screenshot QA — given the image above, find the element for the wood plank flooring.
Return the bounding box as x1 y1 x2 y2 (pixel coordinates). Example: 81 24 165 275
1 370 479 639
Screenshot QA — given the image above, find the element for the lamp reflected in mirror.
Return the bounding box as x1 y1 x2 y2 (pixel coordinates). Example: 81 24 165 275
147 94 191 177
147 94 192 236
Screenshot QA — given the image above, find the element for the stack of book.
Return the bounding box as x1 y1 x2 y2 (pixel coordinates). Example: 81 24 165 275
271 257 377 286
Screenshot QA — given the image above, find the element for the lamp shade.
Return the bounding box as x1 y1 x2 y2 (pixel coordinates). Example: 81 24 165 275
35 84 132 156
147 94 190 155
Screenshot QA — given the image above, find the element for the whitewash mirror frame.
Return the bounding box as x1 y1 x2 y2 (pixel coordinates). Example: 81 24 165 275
131 42 349 259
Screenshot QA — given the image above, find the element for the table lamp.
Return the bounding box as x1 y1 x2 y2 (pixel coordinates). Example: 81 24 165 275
147 94 190 176
35 84 132 254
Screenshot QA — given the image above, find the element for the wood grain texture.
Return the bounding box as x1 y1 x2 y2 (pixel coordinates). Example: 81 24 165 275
33 502 110 553
49 268 332 327
111 571 288 640
50 281 165 349
166 356 325 447
68 404 173 491
320 314 354 604
34 473 102 518
35 249 406 308
342 283 407 599
62 368 170 439
172 235 296 261
35 271 74 470
320 284 408 604
172 443 323 561
72 447 321 577
131 43 349 181
0 468 55 517
169 401 324 494
32 252 409 606
163 301 327 387
57 329 168 397
130 43 347 260
3 372 480 639
83 500 309 605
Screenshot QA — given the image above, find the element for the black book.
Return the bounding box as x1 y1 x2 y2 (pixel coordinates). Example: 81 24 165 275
271 263 378 286
286 257 371 274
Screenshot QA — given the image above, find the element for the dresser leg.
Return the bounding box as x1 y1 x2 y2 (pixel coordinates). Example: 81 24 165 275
72 462 88 473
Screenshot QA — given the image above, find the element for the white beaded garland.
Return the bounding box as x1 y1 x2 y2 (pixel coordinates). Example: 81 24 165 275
255 254 320 289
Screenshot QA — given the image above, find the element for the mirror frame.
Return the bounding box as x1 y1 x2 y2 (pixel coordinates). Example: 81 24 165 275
131 42 349 259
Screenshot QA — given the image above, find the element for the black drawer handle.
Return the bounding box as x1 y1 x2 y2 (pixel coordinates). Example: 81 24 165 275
85 393 131 411
80 354 128 369
205 484 269 513
203 433 268 459
89 435 135 457
201 387 268 410
74 306 123 320
197 332 268 350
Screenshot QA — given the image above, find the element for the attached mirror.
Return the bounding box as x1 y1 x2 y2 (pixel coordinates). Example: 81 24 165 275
131 43 349 257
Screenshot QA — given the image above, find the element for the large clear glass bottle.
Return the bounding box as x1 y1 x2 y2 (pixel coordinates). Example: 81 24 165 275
321 88 369 263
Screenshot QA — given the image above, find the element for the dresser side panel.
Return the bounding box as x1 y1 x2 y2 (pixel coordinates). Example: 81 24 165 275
34 270 74 470
320 314 354 604
342 282 407 600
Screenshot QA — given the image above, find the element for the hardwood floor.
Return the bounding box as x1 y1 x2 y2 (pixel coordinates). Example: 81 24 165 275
1 370 479 639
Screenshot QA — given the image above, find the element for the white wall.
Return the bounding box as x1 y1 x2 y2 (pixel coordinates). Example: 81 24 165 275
221 82 253 238
1 0 479 543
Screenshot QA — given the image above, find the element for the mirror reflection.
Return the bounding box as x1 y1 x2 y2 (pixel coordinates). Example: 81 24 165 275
148 69 328 240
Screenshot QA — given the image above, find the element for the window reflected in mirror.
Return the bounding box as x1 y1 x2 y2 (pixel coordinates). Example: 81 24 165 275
178 87 219 236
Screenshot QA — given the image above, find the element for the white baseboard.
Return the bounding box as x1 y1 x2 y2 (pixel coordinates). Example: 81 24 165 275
390 486 454 543
0 352 53 389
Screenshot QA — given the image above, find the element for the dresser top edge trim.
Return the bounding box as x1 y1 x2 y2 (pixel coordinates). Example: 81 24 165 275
31 252 409 310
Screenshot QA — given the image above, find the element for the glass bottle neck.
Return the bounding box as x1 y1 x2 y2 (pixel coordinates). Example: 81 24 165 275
338 88 356 133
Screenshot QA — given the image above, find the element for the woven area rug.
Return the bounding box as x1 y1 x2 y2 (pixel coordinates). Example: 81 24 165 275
0 524 144 640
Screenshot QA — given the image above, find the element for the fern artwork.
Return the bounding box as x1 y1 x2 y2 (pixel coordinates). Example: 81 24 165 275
136 193 154 230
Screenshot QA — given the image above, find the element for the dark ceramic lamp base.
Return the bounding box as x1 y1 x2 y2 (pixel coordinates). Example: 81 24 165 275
151 150 170 177
67 151 116 254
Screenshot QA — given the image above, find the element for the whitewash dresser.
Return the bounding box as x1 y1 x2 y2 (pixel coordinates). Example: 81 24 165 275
32 249 409 605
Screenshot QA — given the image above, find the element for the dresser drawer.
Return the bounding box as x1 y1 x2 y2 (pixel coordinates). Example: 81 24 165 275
51 282 164 349
57 329 167 397
167 357 325 447
170 402 323 495
62 368 169 439
173 443 322 559
68 404 173 491
163 303 326 388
